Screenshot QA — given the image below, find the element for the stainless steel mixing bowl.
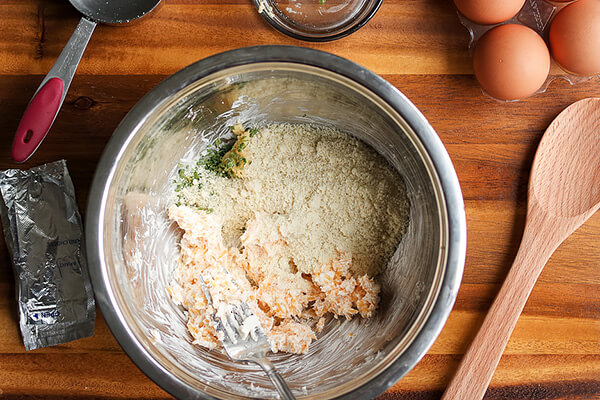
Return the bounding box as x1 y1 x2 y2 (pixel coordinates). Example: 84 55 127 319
86 45 466 400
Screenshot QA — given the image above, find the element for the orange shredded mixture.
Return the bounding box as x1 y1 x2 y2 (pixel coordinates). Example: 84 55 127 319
168 205 380 354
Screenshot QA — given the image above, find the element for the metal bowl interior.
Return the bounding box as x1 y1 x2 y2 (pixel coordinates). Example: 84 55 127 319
253 0 382 41
87 47 465 400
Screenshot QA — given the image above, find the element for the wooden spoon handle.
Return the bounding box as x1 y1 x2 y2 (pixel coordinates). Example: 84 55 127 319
442 220 559 400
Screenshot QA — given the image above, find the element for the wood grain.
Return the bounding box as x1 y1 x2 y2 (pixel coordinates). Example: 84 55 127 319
1 0 576 77
0 0 465 76
442 99 600 400
1 0 600 398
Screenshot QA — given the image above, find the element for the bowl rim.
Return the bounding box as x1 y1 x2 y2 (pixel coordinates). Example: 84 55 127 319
86 45 466 400
251 0 383 42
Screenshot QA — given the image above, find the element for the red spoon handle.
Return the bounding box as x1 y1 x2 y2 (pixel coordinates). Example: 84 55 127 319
12 77 65 163
11 17 96 163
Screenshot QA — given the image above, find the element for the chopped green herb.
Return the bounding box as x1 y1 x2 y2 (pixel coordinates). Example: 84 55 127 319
198 140 236 177
319 0 325 4
225 157 235 170
174 125 259 208
196 126 258 178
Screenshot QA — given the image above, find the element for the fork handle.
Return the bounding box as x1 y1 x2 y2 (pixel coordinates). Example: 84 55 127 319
254 357 296 400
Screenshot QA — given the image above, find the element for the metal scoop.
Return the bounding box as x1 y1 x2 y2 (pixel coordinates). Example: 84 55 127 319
11 0 162 163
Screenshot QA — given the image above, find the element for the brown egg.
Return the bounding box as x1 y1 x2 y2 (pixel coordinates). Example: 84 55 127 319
473 24 550 101
549 0 600 76
454 0 526 25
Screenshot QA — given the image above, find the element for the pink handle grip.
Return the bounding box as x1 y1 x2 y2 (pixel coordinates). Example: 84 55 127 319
12 77 65 163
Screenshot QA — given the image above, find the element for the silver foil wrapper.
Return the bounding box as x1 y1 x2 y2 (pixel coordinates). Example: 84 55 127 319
0 160 95 350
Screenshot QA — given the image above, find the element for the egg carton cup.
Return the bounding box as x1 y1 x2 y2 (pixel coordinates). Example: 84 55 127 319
456 0 599 102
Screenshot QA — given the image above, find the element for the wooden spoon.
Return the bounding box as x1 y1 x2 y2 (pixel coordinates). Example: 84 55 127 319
442 98 600 400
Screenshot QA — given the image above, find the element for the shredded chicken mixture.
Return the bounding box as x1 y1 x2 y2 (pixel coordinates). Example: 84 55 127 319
168 205 379 354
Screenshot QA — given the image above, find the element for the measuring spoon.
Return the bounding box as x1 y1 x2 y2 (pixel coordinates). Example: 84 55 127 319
12 0 162 163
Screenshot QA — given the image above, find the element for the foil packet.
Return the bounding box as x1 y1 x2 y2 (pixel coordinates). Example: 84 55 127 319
0 160 95 350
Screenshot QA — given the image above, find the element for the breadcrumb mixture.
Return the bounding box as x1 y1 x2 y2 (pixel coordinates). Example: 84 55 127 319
177 123 409 276
168 123 409 354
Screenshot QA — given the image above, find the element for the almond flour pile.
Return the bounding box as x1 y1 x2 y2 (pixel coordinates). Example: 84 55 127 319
168 123 409 354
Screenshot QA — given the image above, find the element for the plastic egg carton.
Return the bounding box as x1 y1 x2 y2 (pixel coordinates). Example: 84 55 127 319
456 0 599 101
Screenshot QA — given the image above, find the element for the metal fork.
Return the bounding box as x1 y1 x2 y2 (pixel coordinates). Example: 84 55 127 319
199 276 296 400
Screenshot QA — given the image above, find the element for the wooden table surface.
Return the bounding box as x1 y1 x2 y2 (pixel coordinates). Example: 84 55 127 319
1 0 599 399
